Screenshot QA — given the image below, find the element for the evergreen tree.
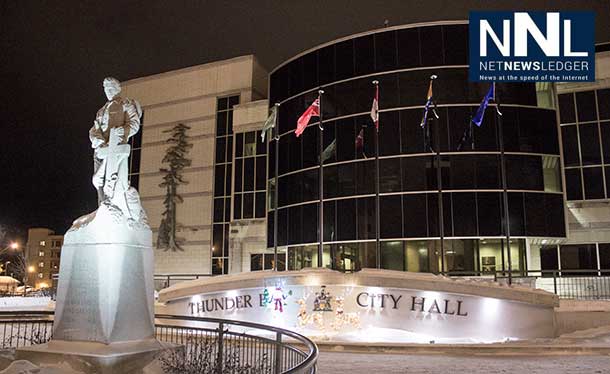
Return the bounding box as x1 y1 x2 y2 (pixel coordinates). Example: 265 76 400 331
157 123 192 251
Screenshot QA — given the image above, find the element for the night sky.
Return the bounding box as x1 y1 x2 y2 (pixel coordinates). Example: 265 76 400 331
1 0 609 244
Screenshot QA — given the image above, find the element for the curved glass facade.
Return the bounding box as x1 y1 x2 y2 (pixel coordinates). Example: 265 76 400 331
267 22 566 274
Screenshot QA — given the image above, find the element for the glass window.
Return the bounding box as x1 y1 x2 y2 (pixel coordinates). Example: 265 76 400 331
323 201 336 242
403 194 428 238
601 122 610 164
354 35 374 76
234 194 242 220
375 30 397 72
446 155 475 189
357 197 376 240
578 123 601 165
302 203 318 244
244 132 256 156
598 89 610 120
560 244 598 275
379 158 401 192
397 28 421 68
452 193 477 236
378 112 400 156
508 192 525 236
444 239 478 273
251 254 263 271
505 155 543 190
540 245 559 271
543 156 562 192
255 192 266 218
381 241 405 271
575 91 597 122
256 156 266 191
380 195 402 238
216 111 227 136
561 125 580 167
243 193 254 219
477 192 502 236
476 155 500 189
214 165 225 197
599 243 610 270
318 45 335 86
405 240 430 272
215 137 226 163
243 158 254 191
565 168 583 201
443 25 468 65
419 26 444 66
235 133 243 158
524 193 546 236
582 167 605 199
335 40 354 81
401 156 436 191
234 159 242 193
337 199 357 241
558 93 575 123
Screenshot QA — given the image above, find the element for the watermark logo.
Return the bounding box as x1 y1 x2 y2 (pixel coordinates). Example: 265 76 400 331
469 11 595 82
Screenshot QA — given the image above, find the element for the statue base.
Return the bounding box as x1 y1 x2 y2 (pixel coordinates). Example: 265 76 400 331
14 339 179 374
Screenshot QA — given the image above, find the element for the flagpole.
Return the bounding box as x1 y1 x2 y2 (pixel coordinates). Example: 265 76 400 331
496 94 512 285
317 89 324 268
373 80 380 269
273 103 280 271
433 109 445 275
428 75 445 275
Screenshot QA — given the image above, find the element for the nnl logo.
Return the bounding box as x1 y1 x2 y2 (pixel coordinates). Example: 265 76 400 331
469 11 595 83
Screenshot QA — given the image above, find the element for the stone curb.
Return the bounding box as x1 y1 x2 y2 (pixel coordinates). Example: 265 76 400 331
310 342 610 356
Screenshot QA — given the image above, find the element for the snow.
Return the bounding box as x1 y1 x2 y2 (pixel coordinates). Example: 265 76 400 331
0 298 53 311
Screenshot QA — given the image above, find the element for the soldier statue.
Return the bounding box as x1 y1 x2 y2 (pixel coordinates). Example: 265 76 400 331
89 77 143 219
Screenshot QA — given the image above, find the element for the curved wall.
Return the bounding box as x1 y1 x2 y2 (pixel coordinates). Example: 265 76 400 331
267 22 566 273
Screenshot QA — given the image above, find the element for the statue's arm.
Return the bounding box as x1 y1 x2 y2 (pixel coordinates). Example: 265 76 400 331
124 99 142 139
89 119 105 149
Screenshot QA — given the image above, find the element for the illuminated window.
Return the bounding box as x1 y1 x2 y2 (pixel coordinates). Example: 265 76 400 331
38 262 44 268
38 251 45 257
38 273 43 279
39 241 46 246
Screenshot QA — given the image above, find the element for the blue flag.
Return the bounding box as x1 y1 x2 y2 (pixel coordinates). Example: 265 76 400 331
472 84 495 127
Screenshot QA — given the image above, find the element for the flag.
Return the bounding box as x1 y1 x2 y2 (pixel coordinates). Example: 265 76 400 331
471 84 495 127
320 139 336 163
355 128 364 153
419 79 434 128
370 85 379 130
260 105 277 142
295 98 320 137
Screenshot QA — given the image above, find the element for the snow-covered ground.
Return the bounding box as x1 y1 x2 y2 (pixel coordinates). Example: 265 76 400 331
0 297 53 311
316 352 610 374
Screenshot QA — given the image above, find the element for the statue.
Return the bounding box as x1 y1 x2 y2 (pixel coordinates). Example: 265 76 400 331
14 76 167 372
89 77 144 220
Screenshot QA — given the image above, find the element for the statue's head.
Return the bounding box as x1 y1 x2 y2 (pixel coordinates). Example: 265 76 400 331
103 77 121 100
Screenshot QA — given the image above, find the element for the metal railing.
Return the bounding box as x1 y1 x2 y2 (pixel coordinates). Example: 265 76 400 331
441 269 610 300
0 311 317 374
154 273 212 290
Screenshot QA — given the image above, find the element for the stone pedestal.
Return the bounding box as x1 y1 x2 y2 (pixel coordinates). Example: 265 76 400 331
16 339 171 374
15 201 173 373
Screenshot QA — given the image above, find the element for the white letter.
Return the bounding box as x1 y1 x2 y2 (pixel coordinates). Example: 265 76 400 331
564 20 588 57
480 19 511 57
514 12 560 57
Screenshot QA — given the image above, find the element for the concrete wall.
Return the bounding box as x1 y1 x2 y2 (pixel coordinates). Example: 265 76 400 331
121 55 268 275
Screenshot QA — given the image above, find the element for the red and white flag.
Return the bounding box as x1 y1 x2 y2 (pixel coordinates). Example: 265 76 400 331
355 128 364 151
295 98 320 137
370 85 379 130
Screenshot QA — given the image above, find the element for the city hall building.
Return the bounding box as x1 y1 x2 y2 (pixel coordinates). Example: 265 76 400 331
120 21 610 279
